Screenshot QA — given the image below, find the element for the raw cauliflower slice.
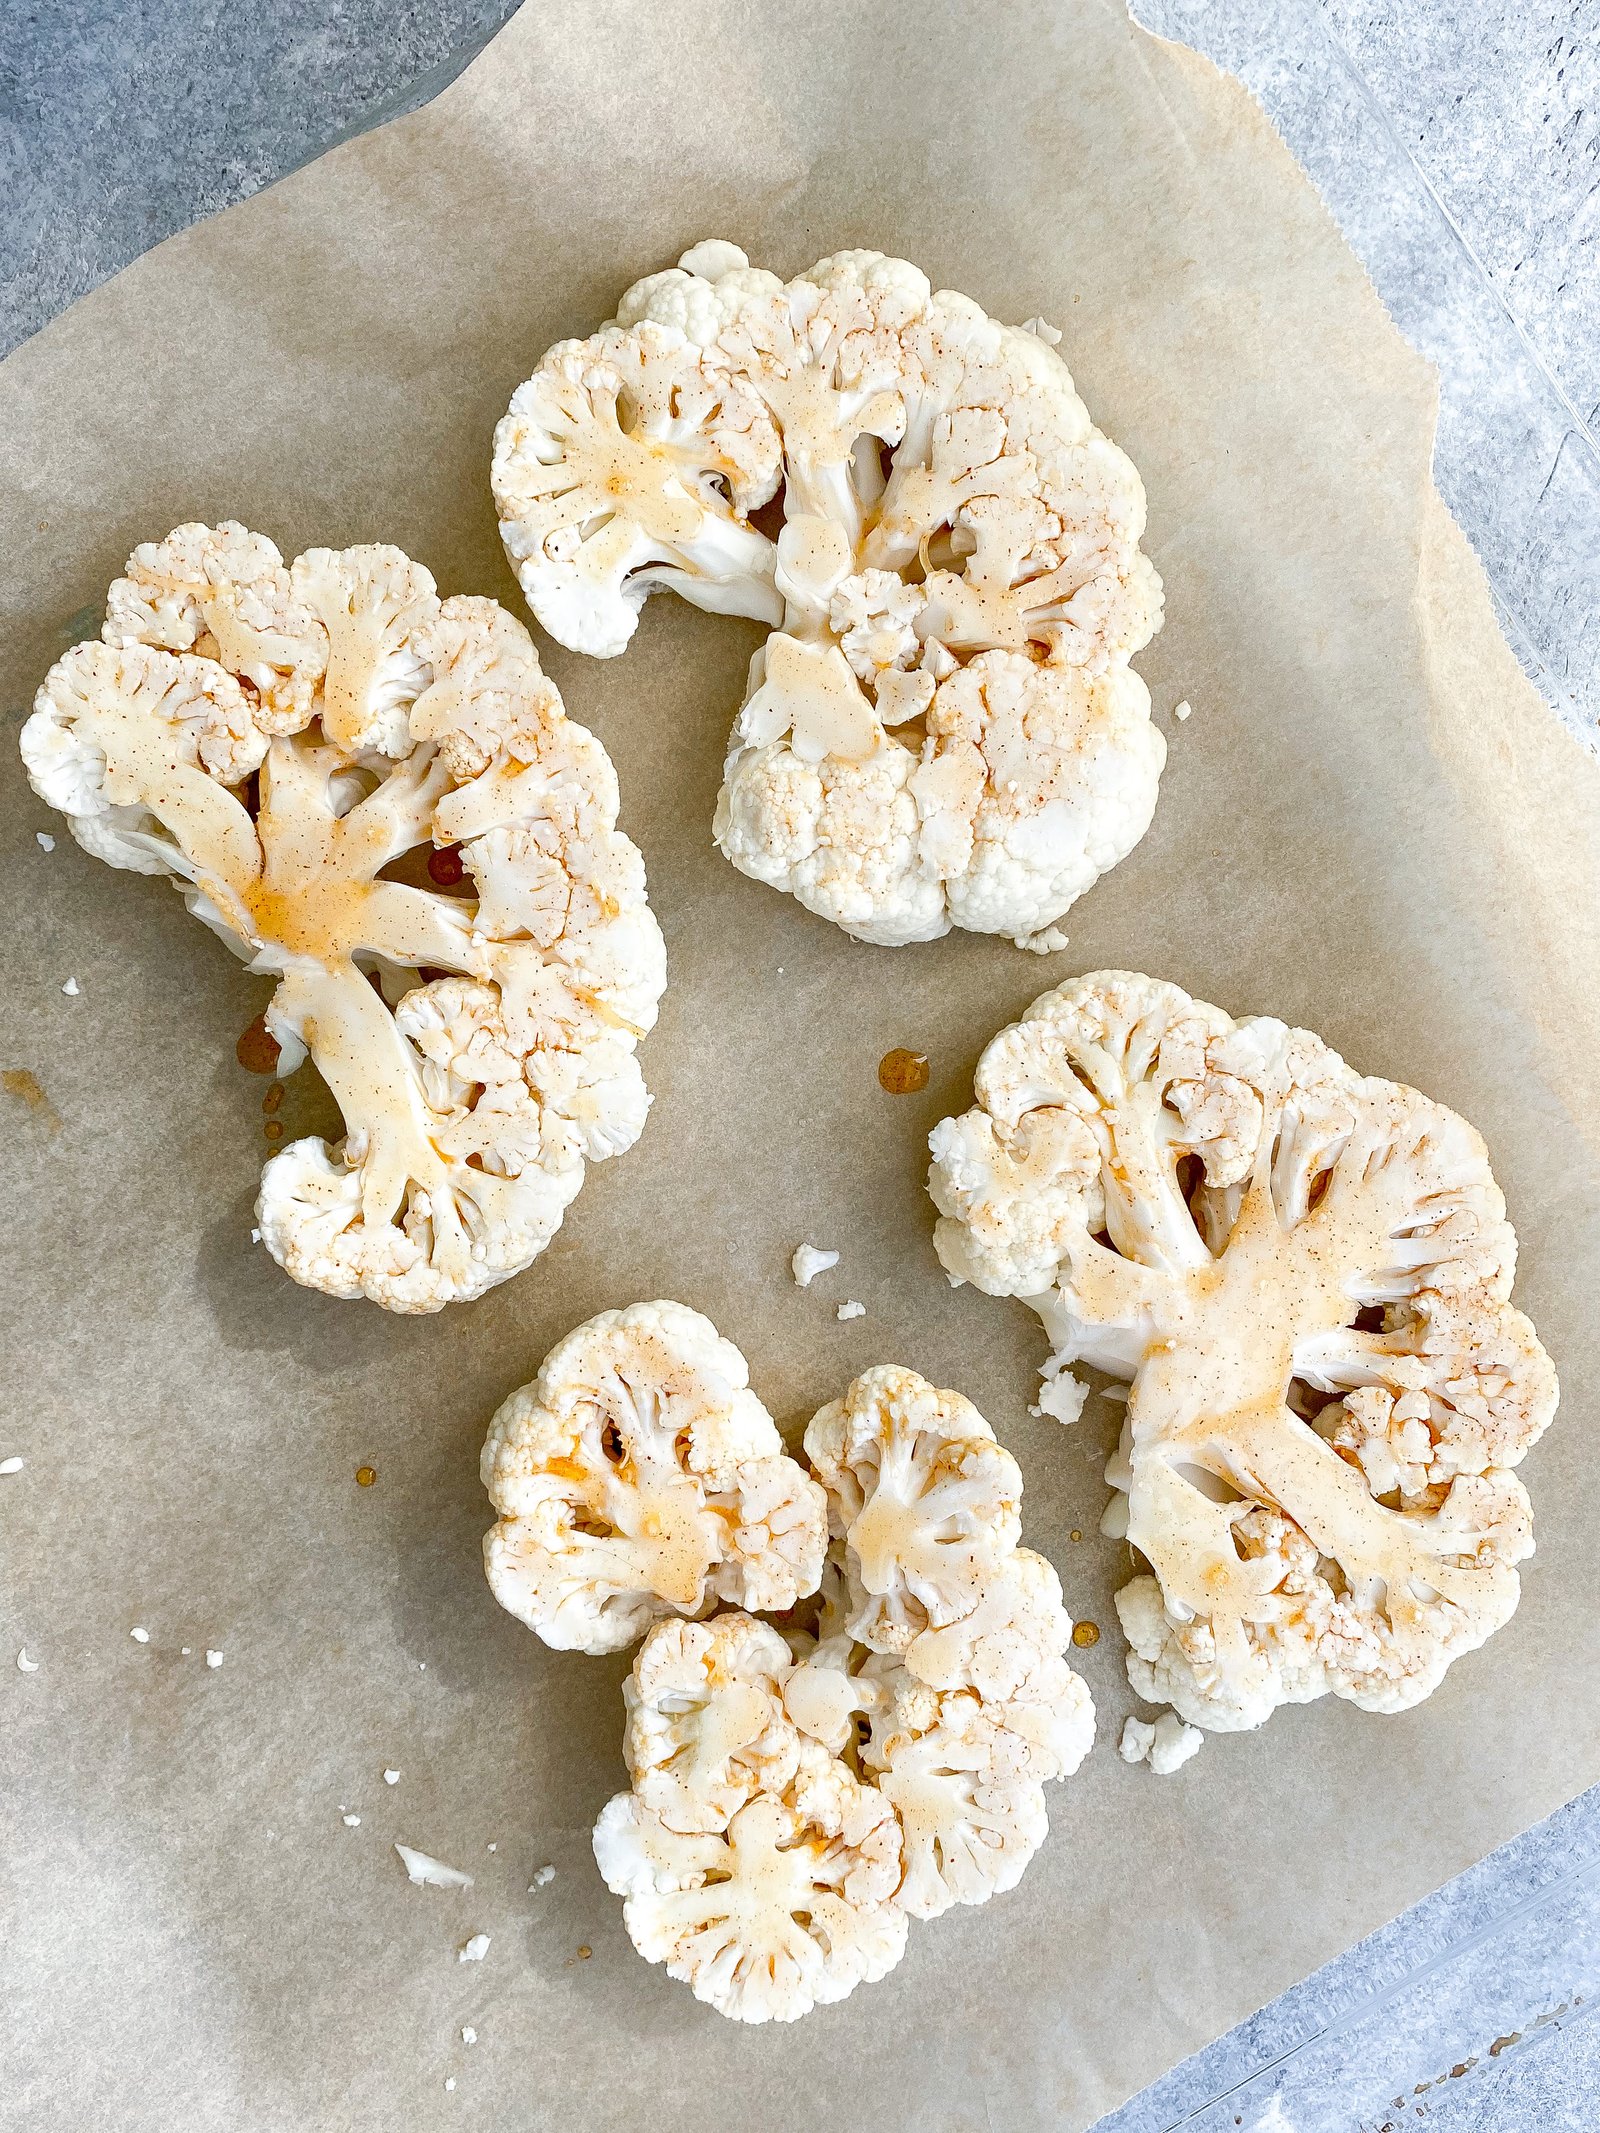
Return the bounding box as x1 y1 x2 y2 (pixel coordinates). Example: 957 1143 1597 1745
494 242 1167 949
593 1784 906 2026
803 1364 1023 1653
786 1368 1093 1921
928 970 1559 1738
481 1302 828 1654
20 522 667 1313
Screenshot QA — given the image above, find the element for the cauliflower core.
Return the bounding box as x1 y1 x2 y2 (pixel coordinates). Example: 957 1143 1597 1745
929 971 1559 1736
19 524 666 1313
592 1360 1094 2021
481 1302 828 1654
493 244 1166 949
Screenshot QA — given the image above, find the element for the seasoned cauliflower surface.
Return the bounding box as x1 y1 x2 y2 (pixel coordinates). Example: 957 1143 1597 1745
20 524 666 1313
482 1303 828 1653
929 971 1559 1737
589 1358 1094 2020
494 244 1166 949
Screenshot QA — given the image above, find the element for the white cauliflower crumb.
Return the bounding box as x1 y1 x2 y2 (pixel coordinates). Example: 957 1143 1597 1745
1148 1712 1204 1774
836 1300 866 1322
394 1844 474 1890
1029 1372 1087 1425
249 1228 261 1244
494 243 1168 952
1173 698 1192 721
130 1627 150 1643
529 1864 556 1890
181 1646 192 1655
444 2078 456 2092
61 977 80 997
36 831 55 851
791 1243 840 1288
16 1649 39 1673
383 1769 400 1785
458 1934 490 1962
205 1649 224 1668
1118 1716 1156 1765
486 1843 497 1853
461 2026 477 2044
0 1456 24 1475
342 1814 361 1827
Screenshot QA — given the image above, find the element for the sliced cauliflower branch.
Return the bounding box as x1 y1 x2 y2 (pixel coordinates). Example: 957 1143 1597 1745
496 243 1168 948
20 522 665 1312
587 1353 1093 2017
929 970 1559 1738
789 1368 1094 1922
482 1302 827 1654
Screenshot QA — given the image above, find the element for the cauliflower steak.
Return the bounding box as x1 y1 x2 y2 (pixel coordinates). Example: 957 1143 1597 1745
930 971 1559 1738
493 242 1166 950
570 1346 1094 2021
20 523 666 1312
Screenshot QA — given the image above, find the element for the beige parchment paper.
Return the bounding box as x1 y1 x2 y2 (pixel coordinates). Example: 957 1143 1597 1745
5 4 1600 2127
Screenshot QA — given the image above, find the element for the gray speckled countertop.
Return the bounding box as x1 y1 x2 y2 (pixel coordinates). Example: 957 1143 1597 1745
5 4 1598 2127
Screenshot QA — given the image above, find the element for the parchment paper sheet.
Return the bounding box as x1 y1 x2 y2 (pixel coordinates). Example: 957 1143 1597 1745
4 5 1599 2128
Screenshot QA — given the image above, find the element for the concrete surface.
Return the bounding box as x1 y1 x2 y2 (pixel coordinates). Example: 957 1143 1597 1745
4 4 1597 2128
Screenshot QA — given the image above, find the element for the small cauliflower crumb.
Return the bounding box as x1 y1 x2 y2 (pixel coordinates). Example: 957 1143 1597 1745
444 2078 456 2093
61 977 80 997
458 1933 490 1962
205 1649 224 1668
0 1456 24 1475
394 1843 474 1890
461 2026 477 2045
1118 1716 1156 1765
1173 698 1193 721
249 1228 261 1244
342 1814 361 1827
1030 1372 1087 1425
383 1768 400 1786
180 1646 192 1655
17 1649 39 1673
1149 1712 1204 1775
791 1243 840 1288
36 831 55 852
836 1300 865 1322
529 1864 556 1890
130 1627 150 1644
486 1843 496 1853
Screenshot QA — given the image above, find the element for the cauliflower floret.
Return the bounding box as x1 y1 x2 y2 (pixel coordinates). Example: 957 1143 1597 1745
593 1787 906 2025
495 242 1168 948
491 323 783 657
623 1614 802 1834
481 1303 828 1654
20 524 666 1313
803 1365 1023 1653
929 971 1560 1741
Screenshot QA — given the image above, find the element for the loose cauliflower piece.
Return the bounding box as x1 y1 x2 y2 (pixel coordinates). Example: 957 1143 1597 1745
481 1302 828 1654
929 971 1559 1739
19 522 666 1312
495 243 1167 949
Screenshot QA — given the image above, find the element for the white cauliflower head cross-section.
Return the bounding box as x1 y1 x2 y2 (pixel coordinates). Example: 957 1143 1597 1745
20 523 667 1313
481 1302 828 1654
929 970 1559 1737
494 244 1167 950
